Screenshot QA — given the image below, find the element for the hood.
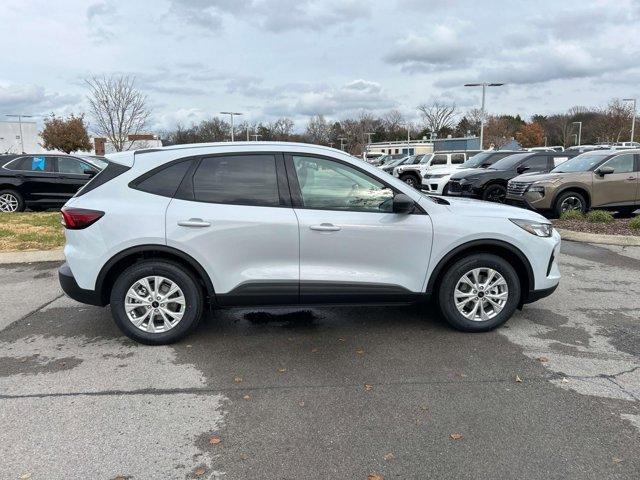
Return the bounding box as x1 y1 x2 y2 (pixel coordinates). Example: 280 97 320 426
443 196 548 222
450 168 486 180
511 171 567 183
425 165 468 175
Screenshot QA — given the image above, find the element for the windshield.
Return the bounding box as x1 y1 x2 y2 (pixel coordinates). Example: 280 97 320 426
388 156 408 167
462 152 494 168
551 152 610 173
489 153 531 170
418 154 434 164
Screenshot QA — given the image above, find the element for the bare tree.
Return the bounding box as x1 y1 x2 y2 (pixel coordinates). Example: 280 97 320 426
305 114 331 145
86 75 151 152
417 101 458 135
270 118 295 140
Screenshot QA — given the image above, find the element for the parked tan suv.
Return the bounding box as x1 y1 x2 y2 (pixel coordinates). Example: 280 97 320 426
506 150 639 217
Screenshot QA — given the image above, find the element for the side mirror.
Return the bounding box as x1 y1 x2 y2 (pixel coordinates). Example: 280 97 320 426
393 193 415 214
83 168 97 177
596 166 614 176
517 165 530 174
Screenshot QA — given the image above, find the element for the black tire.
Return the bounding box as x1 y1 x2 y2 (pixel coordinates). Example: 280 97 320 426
442 183 449 196
482 184 507 203
437 253 521 332
400 174 420 189
0 189 25 212
110 260 204 345
554 190 586 217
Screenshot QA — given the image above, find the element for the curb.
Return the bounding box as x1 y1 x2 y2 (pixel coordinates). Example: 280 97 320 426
556 228 640 247
0 249 64 265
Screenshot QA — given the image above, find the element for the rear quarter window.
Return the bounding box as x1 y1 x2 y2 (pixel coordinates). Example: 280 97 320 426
75 162 131 197
132 159 193 198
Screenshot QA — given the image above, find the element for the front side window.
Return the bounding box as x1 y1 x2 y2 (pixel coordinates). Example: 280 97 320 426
430 154 448 166
57 157 92 175
521 155 549 171
292 156 393 213
193 155 280 207
601 153 635 173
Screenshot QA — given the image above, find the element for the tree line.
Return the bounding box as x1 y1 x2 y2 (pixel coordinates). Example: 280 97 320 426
38 74 637 155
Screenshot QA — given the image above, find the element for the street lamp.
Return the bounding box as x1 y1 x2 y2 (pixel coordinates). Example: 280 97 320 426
338 137 347 151
251 133 262 141
572 121 582 146
364 132 375 146
5 114 34 153
623 98 636 143
464 83 504 149
220 112 243 141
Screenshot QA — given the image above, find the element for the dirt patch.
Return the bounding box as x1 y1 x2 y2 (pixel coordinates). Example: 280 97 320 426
554 218 640 236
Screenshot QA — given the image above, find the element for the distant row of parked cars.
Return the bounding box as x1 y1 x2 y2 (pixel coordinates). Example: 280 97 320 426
0 154 107 212
373 147 639 217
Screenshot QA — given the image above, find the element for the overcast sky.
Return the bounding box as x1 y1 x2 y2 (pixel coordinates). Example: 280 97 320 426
1 0 639 132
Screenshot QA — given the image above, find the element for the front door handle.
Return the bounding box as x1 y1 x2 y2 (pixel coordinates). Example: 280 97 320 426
177 218 211 228
627 176 636 181
310 223 341 232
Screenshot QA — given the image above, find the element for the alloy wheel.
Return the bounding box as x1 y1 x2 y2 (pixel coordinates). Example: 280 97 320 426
560 196 583 213
453 267 509 321
0 193 19 212
404 177 416 187
125 276 186 333
486 187 506 203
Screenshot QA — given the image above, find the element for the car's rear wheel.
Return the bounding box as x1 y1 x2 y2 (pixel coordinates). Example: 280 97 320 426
110 260 203 345
437 254 520 332
400 174 420 189
0 189 25 212
482 184 506 203
554 190 586 217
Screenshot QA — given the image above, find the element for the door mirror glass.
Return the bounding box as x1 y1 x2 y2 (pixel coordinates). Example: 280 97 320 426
83 168 97 177
596 166 615 176
516 165 529 174
392 193 415 214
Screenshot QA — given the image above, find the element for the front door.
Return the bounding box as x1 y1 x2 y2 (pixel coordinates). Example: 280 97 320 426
592 153 638 208
286 153 433 303
54 156 98 200
165 153 299 305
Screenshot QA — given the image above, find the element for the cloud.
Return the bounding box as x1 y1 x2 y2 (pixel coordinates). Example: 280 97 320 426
166 0 370 32
383 25 473 72
86 1 118 41
0 84 81 115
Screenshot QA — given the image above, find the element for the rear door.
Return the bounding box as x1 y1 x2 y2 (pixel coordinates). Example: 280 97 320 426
54 156 99 200
286 153 432 303
591 153 637 207
165 153 299 305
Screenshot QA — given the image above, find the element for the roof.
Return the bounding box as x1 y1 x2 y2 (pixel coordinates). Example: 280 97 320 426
135 141 348 157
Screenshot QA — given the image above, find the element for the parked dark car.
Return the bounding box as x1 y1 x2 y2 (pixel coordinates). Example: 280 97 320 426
0 154 104 212
446 151 576 203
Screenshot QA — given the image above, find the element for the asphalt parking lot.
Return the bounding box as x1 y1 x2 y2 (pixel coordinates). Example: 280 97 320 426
1 241 639 480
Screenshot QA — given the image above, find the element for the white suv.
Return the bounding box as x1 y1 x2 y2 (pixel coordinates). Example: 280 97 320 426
393 151 472 188
59 142 561 345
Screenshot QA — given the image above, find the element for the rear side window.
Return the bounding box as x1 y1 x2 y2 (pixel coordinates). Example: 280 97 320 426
75 162 130 197
522 155 549 171
192 155 279 207
135 160 193 198
431 154 447 166
6 156 53 172
451 153 465 164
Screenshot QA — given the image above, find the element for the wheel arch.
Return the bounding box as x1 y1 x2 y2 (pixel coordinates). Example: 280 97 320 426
96 245 215 305
426 239 534 304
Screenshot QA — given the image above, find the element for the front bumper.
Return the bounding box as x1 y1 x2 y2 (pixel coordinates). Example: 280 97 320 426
524 284 558 304
58 263 104 306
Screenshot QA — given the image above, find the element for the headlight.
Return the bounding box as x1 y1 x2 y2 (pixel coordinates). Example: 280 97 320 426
510 218 553 237
527 185 545 197
424 174 446 179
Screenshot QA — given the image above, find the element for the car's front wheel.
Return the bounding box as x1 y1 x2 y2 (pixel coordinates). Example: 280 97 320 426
110 260 203 345
437 253 520 332
400 174 420 189
482 184 506 203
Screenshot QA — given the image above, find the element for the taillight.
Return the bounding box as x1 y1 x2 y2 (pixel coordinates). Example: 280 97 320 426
60 207 104 230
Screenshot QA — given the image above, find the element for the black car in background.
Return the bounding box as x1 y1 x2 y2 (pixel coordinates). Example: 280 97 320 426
0 154 104 212
446 151 576 203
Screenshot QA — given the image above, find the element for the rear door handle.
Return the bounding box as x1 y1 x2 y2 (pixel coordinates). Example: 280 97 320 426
177 218 211 228
310 223 341 232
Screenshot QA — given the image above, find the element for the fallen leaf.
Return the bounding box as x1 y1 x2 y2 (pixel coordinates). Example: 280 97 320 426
368 474 384 480
311 347 319 353
209 436 221 445
450 432 463 440
234 376 243 383
458 373 467 378
114 476 128 480
612 457 623 464
515 375 523 383
364 384 373 391
277 368 287 373
561 377 569 383
298 400 305 407
338 337 346 342
239 453 248 461
356 348 365 355
420 405 428 411
194 467 206 477
186 344 192 349
243 394 251 400
537 356 549 363
19 474 31 480
383 452 395 461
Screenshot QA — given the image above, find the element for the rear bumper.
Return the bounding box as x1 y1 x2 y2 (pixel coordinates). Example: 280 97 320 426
58 263 104 306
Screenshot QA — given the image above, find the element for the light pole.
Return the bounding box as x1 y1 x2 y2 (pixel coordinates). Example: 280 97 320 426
572 121 582 146
364 132 374 146
338 137 347 151
464 83 504 149
220 112 243 141
5 114 34 153
251 133 262 141
623 98 636 143
406 123 411 156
